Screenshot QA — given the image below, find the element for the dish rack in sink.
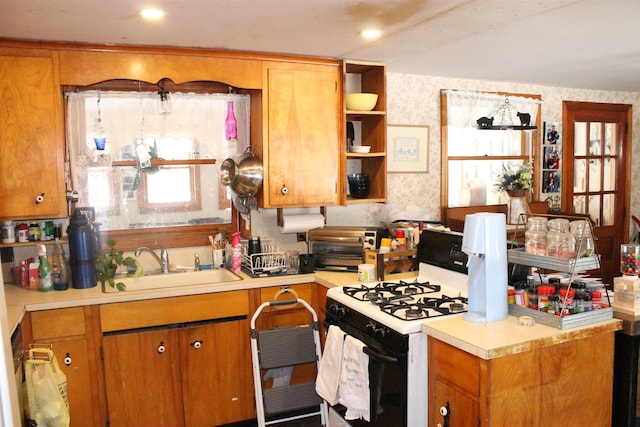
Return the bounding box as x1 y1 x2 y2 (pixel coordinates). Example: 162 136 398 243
241 238 287 274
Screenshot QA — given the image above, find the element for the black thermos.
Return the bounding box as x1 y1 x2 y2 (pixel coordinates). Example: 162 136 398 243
66 211 98 289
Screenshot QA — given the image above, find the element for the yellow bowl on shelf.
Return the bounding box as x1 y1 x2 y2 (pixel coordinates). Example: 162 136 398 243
346 93 378 111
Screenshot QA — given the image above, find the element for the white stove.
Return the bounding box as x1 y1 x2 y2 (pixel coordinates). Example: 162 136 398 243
326 263 469 334
324 262 469 426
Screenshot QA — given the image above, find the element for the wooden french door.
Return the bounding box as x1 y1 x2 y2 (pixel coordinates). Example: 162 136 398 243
562 101 631 284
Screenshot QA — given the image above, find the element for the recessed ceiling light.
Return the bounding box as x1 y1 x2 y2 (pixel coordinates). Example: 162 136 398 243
361 29 383 40
140 8 165 20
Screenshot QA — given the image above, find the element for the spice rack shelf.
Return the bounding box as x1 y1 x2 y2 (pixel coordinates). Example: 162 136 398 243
507 248 600 273
507 214 611 329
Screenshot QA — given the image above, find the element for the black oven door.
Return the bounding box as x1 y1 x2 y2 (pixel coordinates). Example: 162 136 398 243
325 318 408 426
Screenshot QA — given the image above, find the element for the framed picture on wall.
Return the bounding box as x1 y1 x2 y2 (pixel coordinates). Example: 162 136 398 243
541 122 562 205
387 125 429 173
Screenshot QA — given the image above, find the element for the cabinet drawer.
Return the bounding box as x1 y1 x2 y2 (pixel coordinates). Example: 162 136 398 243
31 307 86 339
100 290 249 332
429 337 480 396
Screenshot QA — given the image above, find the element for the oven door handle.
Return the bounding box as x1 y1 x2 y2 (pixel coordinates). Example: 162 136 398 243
363 346 398 364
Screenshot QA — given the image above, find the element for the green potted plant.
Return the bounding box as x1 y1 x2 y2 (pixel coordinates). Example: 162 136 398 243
96 238 141 291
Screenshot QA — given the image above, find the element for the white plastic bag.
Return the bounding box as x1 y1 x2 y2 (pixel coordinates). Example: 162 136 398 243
24 348 70 427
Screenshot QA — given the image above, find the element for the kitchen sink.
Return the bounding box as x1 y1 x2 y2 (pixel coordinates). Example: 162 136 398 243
103 268 243 293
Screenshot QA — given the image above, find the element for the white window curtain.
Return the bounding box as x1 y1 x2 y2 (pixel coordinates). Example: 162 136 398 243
443 89 540 128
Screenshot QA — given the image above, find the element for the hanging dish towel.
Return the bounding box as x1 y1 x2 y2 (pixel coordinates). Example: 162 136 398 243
315 325 345 405
338 335 370 422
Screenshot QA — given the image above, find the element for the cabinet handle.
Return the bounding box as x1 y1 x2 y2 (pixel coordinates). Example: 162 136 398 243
63 353 72 366
35 192 45 204
190 340 202 349
157 341 166 354
439 401 450 427
280 185 288 195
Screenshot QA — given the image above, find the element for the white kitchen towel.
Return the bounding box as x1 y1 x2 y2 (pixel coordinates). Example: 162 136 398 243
315 325 345 405
338 335 370 422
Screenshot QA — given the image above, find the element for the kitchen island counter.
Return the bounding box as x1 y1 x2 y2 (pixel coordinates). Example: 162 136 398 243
422 314 621 360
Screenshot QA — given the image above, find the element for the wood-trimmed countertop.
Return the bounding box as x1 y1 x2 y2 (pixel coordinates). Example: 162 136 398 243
422 314 621 360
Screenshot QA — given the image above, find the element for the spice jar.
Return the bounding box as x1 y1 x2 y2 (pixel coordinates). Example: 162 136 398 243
537 285 554 312
559 288 575 315
17 223 29 243
591 291 602 310
525 217 547 255
527 286 538 310
548 294 560 315
514 281 528 306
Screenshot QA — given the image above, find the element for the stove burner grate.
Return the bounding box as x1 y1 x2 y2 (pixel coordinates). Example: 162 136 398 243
342 279 441 302
379 294 469 320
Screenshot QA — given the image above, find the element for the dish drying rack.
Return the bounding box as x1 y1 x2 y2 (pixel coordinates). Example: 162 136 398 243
241 238 287 274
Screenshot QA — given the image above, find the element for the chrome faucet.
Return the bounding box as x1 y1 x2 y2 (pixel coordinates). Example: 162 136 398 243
134 245 170 274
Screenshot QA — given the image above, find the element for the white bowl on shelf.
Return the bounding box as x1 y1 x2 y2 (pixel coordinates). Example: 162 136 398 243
346 93 378 111
350 145 372 154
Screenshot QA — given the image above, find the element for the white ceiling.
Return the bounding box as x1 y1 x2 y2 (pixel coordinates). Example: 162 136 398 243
1 0 639 91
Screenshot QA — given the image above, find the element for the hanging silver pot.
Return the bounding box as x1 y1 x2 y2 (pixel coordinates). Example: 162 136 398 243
220 148 264 198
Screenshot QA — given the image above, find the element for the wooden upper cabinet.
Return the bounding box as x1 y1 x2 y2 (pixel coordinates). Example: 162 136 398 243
59 49 264 88
0 50 67 219
261 61 341 208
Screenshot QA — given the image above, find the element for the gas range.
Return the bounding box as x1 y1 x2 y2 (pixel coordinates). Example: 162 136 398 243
326 263 469 335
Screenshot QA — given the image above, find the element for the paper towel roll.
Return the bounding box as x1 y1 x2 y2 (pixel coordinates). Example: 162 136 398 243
278 214 325 234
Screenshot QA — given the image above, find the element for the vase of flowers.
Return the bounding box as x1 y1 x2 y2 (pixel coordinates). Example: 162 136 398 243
494 163 533 224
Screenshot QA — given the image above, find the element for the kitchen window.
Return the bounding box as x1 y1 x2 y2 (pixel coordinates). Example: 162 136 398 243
65 85 250 237
441 90 542 209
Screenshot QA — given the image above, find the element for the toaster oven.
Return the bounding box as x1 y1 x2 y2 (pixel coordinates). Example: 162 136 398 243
308 226 388 271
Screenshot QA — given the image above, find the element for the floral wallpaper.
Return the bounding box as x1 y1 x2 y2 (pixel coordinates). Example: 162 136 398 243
384 72 640 234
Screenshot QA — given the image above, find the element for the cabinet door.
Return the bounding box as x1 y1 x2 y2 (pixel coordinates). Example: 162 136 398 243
52 339 100 427
265 63 340 207
430 379 479 427
103 329 184 427
0 54 66 219
180 319 254 426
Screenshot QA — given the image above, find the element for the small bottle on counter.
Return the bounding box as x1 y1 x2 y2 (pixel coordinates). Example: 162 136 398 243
50 239 69 291
591 291 602 310
231 231 242 272
37 244 53 292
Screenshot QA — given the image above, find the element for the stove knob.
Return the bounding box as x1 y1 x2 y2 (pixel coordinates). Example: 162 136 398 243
329 303 347 318
366 321 387 339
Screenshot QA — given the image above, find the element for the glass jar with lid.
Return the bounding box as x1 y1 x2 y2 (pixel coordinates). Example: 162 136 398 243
570 220 595 257
546 231 575 259
525 216 548 255
547 218 570 232
621 243 640 277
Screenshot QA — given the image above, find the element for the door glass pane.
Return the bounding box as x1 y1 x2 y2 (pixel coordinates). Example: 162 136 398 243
589 159 601 192
574 159 586 192
573 195 586 214
604 158 616 191
588 195 601 227
574 122 587 156
589 122 602 155
604 123 616 155
603 194 615 226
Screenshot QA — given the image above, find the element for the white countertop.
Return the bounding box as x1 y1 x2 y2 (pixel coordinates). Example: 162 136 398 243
422 314 622 360
3 269 419 333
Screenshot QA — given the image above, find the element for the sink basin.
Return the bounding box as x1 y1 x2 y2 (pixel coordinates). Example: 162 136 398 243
103 268 243 292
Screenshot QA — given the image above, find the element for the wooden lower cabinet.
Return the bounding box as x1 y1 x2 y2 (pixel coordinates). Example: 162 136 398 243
100 291 255 427
103 318 253 426
23 307 103 427
428 332 615 426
